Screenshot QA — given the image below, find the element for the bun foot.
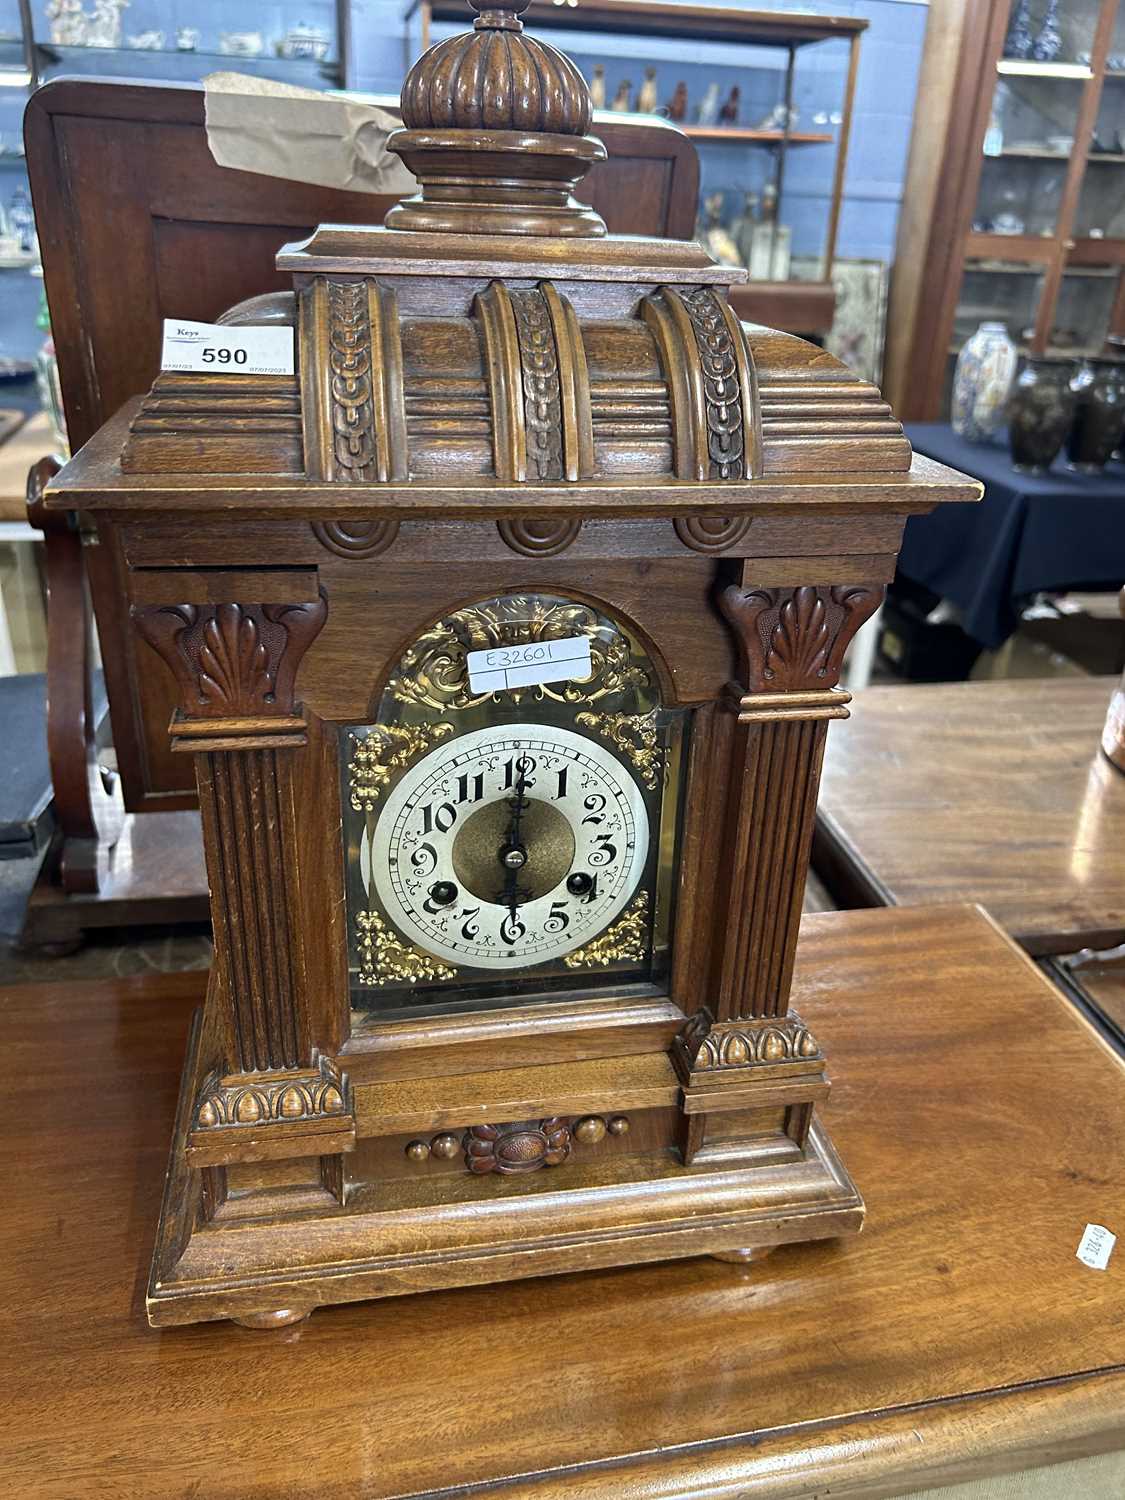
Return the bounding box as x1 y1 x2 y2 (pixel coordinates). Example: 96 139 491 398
711 1246 774 1265
232 1307 311 1330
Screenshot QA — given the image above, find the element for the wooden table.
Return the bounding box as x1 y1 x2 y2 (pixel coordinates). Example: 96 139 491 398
4 904 1125 1498
815 676 1125 956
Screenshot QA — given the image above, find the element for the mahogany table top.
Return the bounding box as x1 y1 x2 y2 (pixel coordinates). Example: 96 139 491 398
3 904 1125 1498
816 676 1125 956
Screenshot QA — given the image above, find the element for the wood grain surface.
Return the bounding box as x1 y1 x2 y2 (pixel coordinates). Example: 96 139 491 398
3 903 1124 1498
815 677 1125 955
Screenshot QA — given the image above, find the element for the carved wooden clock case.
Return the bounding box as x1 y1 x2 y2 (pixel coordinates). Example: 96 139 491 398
46 1 978 1328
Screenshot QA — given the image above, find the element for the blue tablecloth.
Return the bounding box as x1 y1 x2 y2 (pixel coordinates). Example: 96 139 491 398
901 423 1125 648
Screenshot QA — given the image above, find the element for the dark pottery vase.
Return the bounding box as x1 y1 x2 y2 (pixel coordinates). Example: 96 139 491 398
1007 357 1076 474
1066 357 1125 472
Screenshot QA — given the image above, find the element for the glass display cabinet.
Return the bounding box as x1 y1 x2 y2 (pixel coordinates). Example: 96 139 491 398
887 0 1125 419
22 0 349 88
404 0 866 338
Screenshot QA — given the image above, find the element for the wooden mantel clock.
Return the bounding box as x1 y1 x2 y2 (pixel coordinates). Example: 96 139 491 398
46 1 978 1328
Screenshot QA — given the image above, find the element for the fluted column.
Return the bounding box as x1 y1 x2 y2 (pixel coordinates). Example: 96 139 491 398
674 583 882 1137
132 595 353 1167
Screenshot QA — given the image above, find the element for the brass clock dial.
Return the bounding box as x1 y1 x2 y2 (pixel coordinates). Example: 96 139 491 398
369 723 649 970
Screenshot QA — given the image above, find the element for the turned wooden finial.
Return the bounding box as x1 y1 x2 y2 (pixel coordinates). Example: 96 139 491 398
386 0 607 236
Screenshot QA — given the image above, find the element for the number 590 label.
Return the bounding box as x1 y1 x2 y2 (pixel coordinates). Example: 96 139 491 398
160 318 294 376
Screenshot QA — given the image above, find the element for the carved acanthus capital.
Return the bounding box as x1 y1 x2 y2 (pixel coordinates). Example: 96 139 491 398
673 1009 823 1084
187 1053 355 1166
719 584 883 695
133 593 328 721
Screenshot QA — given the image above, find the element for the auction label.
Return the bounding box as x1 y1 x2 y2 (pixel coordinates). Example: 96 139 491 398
161 318 294 376
467 634 592 694
1076 1222 1116 1271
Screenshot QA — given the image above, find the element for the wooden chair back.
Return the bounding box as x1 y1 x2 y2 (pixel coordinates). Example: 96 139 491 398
25 78 699 809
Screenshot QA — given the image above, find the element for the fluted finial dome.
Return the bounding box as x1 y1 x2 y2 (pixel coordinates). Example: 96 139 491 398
401 0 592 136
385 0 607 238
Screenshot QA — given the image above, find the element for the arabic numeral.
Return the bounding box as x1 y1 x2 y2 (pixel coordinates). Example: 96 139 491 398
459 906 481 941
501 754 537 790
456 770 485 805
582 792 607 825
410 841 438 876
543 901 570 935
500 911 526 944
420 800 457 835
588 833 618 866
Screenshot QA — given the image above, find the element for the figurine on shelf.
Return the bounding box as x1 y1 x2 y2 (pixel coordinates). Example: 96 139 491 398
125 30 163 49
666 81 687 122
86 0 127 49
175 27 199 51
755 101 798 133
636 67 658 114
220 31 265 57
8 185 35 256
46 0 87 46
1003 0 1034 60
278 24 332 61
609 79 632 112
697 82 721 127
719 86 740 125
730 191 760 266
696 192 741 268
1031 0 1062 63
589 64 605 110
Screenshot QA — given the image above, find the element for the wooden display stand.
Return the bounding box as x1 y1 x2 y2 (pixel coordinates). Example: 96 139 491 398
45 0 977 1328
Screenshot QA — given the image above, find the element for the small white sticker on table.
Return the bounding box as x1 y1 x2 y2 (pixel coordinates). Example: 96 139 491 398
467 635 592 694
160 318 295 376
1076 1222 1116 1270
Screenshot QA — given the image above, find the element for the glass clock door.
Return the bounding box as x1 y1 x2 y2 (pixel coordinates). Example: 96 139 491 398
340 592 686 1022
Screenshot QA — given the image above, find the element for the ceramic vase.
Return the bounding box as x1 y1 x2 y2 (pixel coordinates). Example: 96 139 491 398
952 321 1018 442
1066 357 1125 472
1031 0 1062 63
1007 357 1075 473
1004 0 1034 59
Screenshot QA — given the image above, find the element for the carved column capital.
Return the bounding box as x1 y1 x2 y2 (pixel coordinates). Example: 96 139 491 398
132 593 327 743
719 584 883 700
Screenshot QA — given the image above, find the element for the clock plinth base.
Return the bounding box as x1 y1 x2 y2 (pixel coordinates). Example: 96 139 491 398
148 1008 864 1329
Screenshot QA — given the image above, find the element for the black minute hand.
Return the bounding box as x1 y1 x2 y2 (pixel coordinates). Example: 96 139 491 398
498 769 530 918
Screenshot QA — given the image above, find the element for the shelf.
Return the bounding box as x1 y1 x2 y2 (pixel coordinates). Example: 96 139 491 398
996 59 1092 79
35 43 340 76
993 146 1071 159
966 231 1056 261
682 126 833 144
418 0 867 48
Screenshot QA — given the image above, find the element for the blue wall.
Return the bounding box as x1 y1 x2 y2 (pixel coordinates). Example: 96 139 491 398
351 0 930 267
2 0 929 362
